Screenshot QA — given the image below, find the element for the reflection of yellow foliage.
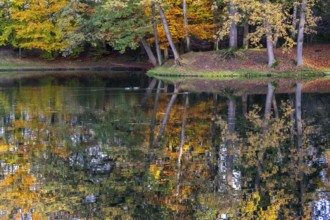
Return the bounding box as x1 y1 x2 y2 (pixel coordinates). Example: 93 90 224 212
12 120 30 128
103 207 133 220
240 192 260 219
0 144 10 153
51 147 70 158
150 164 162 180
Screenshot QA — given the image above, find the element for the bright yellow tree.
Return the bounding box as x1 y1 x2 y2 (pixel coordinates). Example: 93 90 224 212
7 0 70 53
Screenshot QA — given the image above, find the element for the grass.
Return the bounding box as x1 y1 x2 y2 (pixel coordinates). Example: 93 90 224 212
0 60 45 68
147 66 326 79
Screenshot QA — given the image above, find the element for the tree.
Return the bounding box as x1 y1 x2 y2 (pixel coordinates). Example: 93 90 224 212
3 0 70 55
155 2 181 65
296 0 307 66
262 0 276 67
242 0 295 67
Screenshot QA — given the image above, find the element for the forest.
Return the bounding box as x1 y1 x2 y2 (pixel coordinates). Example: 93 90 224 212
0 0 329 69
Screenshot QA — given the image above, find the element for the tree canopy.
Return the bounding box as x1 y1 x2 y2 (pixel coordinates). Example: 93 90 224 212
0 0 326 66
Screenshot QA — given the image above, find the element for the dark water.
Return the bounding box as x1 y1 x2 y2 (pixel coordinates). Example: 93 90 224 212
0 74 329 220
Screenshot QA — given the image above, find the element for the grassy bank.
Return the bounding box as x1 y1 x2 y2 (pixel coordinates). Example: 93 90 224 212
148 66 325 79
148 45 330 79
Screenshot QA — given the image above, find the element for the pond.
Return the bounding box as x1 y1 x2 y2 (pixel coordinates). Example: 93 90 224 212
0 73 329 219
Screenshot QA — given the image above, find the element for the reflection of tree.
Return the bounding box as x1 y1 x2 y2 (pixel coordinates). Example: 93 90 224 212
255 82 275 189
149 80 162 147
226 97 236 189
237 83 322 219
0 79 328 219
0 83 151 219
154 84 179 146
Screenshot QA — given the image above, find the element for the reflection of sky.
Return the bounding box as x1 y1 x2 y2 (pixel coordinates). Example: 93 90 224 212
313 153 330 220
0 161 19 180
313 197 330 220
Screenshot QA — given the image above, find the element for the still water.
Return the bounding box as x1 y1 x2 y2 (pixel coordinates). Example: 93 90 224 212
0 74 329 219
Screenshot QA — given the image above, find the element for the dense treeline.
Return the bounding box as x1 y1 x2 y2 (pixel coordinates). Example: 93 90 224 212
0 0 328 67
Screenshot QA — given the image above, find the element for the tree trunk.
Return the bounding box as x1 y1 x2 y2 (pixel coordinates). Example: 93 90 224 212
290 97 295 147
226 98 236 188
211 93 218 145
242 94 248 117
272 95 279 119
155 2 181 65
149 81 162 147
141 38 157 66
152 2 162 65
255 82 275 188
213 0 220 50
296 83 303 151
296 0 307 66
164 48 169 60
243 21 249 49
177 92 189 196
263 0 276 67
295 83 305 216
154 85 179 146
292 1 298 39
140 78 158 107
273 34 279 48
263 83 275 131
229 0 238 48
183 0 190 51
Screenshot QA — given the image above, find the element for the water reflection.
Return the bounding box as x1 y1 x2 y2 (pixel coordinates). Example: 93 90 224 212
0 76 329 219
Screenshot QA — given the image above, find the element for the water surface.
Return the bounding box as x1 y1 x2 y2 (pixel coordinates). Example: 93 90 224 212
0 74 329 219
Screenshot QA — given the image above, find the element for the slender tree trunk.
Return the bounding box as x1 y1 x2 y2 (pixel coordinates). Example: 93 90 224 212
183 0 190 51
255 83 275 188
229 0 238 48
177 93 189 171
140 78 158 107
292 1 298 39
141 38 157 67
176 93 189 197
213 0 220 50
155 2 181 65
273 34 279 48
164 48 169 60
211 93 218 145
226 98 236 188
243 21 249 49
242 94 248 117
296 0 307 66
263 0 276 67
296 83 303 150
149 81 162 147
263 83 274 131
295 83 305 216
163 82 169 93
154 85 179 146
272 95 279 119
152 2 162 65
290 97 295 147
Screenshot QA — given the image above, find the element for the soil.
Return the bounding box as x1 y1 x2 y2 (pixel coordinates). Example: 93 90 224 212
160 44 330 74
